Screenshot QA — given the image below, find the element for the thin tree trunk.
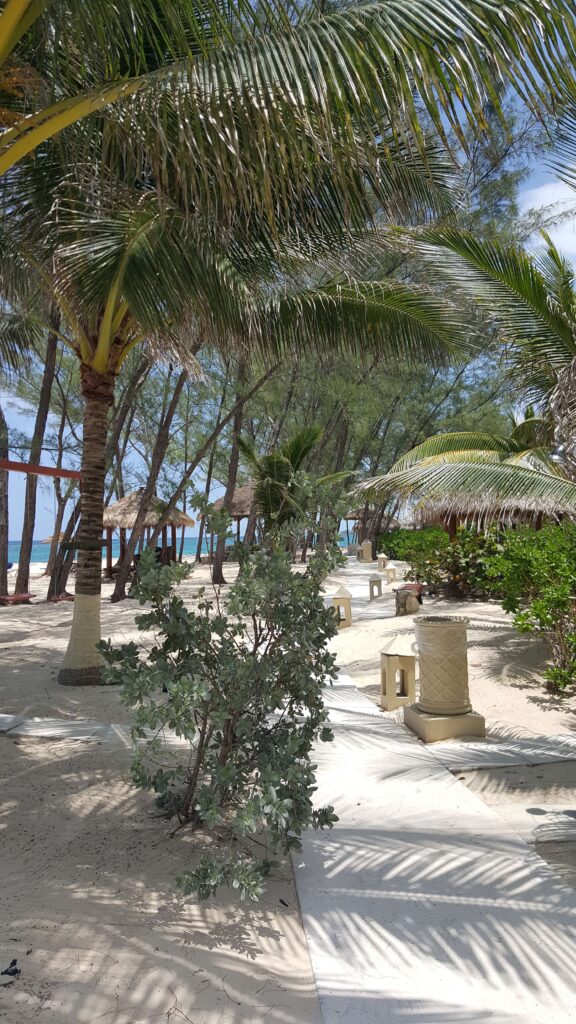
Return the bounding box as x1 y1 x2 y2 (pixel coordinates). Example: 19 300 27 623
0 402 9 596
47 498 80 599
111 369 187 602
147 365 277 551
45 399 71 576
196 373 230 562
58 365 115 685
45 482 73 576
212 368 245 586
15 319 59 594
195 438 219 563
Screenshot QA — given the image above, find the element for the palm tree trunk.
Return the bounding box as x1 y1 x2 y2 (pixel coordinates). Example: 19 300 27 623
15 318 59 594
0 401 9 596
58 365 115 685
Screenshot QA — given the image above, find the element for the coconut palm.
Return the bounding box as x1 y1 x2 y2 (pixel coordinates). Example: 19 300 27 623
354 230 576 515
238 425 347 533
1 0 575 214
2 152 481 682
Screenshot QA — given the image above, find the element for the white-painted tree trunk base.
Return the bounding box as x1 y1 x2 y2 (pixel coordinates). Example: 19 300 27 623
58 593 104 685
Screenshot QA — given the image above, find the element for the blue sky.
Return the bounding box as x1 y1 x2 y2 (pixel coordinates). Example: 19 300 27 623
5 168 576 541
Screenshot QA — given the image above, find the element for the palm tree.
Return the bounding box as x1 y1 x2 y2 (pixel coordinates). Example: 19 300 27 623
238 425 347 534
2 156 479 682
354 231 576 515
1 0 574 206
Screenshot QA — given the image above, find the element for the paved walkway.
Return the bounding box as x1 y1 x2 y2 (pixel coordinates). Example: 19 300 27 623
293 559 576 1024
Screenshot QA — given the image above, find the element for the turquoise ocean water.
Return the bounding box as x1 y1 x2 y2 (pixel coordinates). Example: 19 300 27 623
7 536 210 567
8 534 348 566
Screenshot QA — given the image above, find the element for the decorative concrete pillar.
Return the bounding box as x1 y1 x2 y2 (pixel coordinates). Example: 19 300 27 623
404 615 485 741
369 574 383 601
332 587 352 629
385 564 397 583
358 540 373 562
380 636 417 711
377 554 388 571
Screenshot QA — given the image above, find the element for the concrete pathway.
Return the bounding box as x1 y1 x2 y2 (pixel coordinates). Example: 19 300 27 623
295 558 576 1024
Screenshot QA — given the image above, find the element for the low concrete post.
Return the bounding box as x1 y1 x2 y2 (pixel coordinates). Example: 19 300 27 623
380 636 417 711
358 540 373 562
377 554 388 571
385 564 397 583
332 587 352 629
369 574 383 601
404 615 485 741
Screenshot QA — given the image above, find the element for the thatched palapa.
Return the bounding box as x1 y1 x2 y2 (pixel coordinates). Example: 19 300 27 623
212 482 255 520
102 489 194 577
103 489 195 530
415 493 571 536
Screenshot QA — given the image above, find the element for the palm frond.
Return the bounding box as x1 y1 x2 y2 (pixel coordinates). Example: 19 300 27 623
355 460 576 512
415 227 576 378
391 431 517 472
2 0 576 230
280 426 324 473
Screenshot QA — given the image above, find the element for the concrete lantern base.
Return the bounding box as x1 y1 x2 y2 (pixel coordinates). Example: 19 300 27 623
404 704 486 743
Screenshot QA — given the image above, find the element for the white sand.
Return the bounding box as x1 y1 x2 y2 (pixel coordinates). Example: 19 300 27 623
0 560 322 1023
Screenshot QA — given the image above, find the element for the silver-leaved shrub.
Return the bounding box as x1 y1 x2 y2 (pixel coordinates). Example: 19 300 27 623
99 541 339 900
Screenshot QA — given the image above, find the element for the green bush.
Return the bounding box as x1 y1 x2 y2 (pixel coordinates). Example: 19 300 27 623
99 543 339 900
444 527 503 598
378 527 450 586
484 524 576 690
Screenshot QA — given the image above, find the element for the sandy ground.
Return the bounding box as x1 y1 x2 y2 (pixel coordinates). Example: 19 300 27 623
3 555 576 1020
0 560 322 1023
0 736 322 1024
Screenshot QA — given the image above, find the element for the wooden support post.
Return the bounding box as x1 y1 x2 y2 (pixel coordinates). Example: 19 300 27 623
161 525 168 565
237 517 241 543
171 523 176 562
106 528 113 578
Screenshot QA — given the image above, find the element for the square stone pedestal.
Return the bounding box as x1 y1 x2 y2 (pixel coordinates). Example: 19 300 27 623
404 705 485 743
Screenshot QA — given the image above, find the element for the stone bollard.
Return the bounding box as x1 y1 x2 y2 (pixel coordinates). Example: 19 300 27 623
404 615 485 742
377 554 389 571
369 574 383 601
332 587 352 629
380 636 417 711
385 564 397 583
358 540 373 562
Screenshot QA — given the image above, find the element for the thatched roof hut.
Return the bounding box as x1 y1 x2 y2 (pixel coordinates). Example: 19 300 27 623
102 490 194 576
103 489 195 530
212 482 255 520
415 493 569 536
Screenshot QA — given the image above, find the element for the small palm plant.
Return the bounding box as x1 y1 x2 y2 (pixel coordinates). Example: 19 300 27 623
238 426 348 534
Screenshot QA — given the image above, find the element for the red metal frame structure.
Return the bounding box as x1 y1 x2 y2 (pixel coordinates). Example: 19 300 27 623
0 459 82 602
0 459 81 480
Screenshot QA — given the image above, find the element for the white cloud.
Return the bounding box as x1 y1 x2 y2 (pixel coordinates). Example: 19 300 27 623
518 180 576 257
